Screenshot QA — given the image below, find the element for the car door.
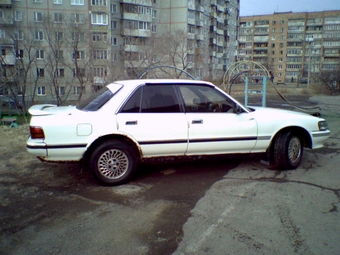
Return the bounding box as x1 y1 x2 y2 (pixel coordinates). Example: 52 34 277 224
116 84 188 157
178 84 258 155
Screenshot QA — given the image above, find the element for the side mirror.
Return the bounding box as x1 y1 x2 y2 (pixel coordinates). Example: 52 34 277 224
233 104 242 114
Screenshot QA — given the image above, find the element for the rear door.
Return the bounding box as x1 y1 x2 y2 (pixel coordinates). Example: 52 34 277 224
117 84 188 157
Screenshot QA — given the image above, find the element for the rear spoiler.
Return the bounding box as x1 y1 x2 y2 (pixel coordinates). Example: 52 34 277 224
28 104 57 116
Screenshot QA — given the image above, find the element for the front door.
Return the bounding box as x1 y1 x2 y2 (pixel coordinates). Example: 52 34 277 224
178 84 258 155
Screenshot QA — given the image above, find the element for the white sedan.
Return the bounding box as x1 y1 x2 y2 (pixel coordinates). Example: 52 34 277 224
27 79 330 185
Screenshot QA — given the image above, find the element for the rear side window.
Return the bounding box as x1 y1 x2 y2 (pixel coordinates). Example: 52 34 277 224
77 87 115 111
121 85 181 113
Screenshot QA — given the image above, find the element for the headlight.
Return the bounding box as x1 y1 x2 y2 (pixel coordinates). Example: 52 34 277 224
318 121 328 131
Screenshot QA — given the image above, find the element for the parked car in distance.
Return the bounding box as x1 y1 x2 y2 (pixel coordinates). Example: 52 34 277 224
27 79 330 185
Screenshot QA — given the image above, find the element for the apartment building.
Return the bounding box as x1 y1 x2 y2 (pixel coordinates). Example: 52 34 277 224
239 10 340 84
0 0 239 107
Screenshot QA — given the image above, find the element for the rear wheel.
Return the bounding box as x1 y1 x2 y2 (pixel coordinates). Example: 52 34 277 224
273 131 303 169
90 140 138 185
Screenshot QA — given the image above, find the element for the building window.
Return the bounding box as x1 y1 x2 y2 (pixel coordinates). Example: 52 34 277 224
56 68 64 77
280 20 284 24
279 58 283 62
92 0 106 6
54 13 63 23
110 4 117 13
74 86 82 95
34 12 43 22
72 32 85 42
56 50 63 59
71 0 84 5
34 31 44 41
32 0 42 3
152 10 156 18
111 37 118 46
280 28 284 32
152 25 157 33
54 0 62 4
73 68 86 77
73 13 85 23
91 13 108 25
14 11 23 21
111 21 117 29
55 31 63 41
112 52 118 61
16 49 24 58
37 86 46 95
272 21 276 25
138 21 148 30
92 32 107 41
36 50 44 59
0 29 5 39
93 67 107 77
36 68 44 77
93 50 108 59
59 86 65 95
72 51 85 59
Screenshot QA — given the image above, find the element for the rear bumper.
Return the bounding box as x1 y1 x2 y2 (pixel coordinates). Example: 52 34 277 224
27 137 86 162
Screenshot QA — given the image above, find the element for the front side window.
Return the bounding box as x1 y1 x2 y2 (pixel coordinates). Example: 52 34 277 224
179 85 236 113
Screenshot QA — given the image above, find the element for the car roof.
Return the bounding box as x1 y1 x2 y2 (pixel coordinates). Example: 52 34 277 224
108 79 214 89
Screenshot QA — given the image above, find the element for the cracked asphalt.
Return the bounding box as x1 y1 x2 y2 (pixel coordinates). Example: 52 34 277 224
0 94 339 255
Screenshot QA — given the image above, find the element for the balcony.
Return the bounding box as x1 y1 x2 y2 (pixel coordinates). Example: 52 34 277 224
121 29 151 37
0 0 12 7
120 0 151 6
121 13 152 22
196 34 204 41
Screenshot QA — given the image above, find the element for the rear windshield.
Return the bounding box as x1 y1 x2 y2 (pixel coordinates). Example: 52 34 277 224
76 84 122 111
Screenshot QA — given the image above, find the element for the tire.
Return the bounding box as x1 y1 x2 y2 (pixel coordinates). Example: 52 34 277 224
273 131 303 169
90 140 138 185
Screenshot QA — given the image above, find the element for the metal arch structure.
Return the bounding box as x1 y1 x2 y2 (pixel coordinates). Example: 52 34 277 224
221 60 270 93
221 60 321 113
136 65 196 80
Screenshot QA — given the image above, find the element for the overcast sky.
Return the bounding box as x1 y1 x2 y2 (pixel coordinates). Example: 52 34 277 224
240 0 340 16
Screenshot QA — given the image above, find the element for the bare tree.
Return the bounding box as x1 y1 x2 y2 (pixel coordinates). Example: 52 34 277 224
317 67 340 94
1 24 41 117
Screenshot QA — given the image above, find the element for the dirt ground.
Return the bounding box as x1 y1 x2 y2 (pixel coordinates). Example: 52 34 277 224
0 91 338 254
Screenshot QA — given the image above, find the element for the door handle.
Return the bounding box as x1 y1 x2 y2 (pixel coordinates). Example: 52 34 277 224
126 121 137 125
192 119 203 124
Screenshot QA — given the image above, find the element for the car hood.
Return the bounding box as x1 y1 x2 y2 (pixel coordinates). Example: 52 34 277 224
248 106 321 120
29 104 78 116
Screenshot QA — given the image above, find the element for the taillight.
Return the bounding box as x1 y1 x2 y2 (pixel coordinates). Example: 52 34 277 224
30 126 45 139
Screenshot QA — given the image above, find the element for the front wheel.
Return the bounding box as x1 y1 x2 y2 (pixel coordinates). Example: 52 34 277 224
273 131 303 169
90 140 138 185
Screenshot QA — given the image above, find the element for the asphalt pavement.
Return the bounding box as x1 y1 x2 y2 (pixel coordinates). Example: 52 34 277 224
173 95 340 255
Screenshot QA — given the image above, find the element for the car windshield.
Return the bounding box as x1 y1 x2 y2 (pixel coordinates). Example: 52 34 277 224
76 84 122 111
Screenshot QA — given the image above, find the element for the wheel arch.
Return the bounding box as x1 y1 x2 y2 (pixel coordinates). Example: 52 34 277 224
83 134 142 166
267 126 312 154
